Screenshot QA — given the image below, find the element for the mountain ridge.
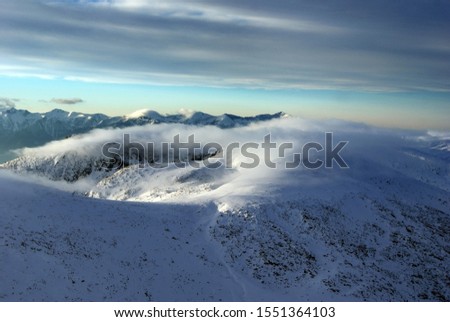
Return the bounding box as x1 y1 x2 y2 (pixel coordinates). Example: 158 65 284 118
0 107 288 162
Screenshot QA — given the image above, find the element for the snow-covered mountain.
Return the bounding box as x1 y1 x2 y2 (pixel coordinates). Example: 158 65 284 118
0 118 449 301
0 107 287 163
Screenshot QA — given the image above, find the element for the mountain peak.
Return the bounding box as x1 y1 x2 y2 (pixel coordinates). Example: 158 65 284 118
0 107 16 112
126 109 164 120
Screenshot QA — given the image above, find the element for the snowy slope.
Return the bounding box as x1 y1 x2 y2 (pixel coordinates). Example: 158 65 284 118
1 117 449 301
0 171 253 301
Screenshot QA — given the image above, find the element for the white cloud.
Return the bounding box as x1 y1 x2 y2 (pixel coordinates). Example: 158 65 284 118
103 0 342 34
0 98 17 110
0 0 448 91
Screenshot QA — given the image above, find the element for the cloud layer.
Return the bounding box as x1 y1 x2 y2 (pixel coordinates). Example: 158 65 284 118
8 117 449 202
0 0 449 91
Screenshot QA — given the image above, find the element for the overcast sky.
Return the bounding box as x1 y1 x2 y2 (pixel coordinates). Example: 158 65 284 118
0 0 449 129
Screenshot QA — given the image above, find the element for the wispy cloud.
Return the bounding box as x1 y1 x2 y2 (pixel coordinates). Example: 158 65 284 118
100 0 342 34
0 0 449 91
0 97 18 110
50 98 84 105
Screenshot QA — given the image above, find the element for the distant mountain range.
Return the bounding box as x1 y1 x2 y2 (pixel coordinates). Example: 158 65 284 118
0 108 287 162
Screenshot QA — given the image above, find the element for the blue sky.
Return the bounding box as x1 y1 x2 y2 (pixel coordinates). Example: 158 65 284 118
0 0 449 129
